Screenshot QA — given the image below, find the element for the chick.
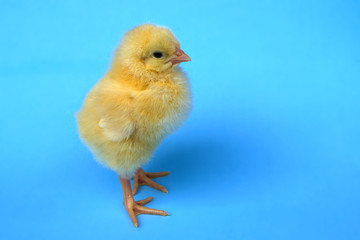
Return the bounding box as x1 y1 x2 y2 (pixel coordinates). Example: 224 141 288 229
76 24 191 227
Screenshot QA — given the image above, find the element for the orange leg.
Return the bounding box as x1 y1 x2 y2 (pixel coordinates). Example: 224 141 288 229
132 168 170 195
119 176 169 228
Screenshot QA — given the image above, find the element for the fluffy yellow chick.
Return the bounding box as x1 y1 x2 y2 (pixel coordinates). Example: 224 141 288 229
76 24 191 227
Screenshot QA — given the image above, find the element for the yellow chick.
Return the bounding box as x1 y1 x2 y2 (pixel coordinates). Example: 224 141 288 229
76 24 191 227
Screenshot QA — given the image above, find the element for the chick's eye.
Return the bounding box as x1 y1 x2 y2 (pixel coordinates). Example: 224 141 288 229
152 52 163 58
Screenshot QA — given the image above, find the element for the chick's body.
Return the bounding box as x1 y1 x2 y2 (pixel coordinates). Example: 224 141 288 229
77 24 191 179
77 68 191 178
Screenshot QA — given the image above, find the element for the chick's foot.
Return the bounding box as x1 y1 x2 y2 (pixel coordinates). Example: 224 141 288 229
133 168 170 195
119 176 169 228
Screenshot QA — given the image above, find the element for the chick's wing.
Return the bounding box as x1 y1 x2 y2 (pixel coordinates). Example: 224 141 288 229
93 80 135 142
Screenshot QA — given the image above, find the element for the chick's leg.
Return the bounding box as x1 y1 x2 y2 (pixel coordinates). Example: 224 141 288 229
132 168 170 195
119 176 169 228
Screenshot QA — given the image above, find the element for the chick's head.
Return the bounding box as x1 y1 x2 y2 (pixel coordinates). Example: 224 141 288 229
112 24 190 76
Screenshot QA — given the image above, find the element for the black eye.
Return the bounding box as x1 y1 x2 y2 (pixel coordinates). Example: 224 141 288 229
153 51 163 58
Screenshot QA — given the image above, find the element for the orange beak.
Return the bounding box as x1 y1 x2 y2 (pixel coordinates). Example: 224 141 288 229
169 47 191 65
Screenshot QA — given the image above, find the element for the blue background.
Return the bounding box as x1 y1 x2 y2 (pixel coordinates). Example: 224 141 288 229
1 0 359 239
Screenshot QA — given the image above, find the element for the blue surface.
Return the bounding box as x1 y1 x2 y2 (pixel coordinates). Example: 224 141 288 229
1 0 359 239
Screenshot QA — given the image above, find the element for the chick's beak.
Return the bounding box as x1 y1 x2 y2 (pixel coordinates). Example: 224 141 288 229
169 47 191 65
